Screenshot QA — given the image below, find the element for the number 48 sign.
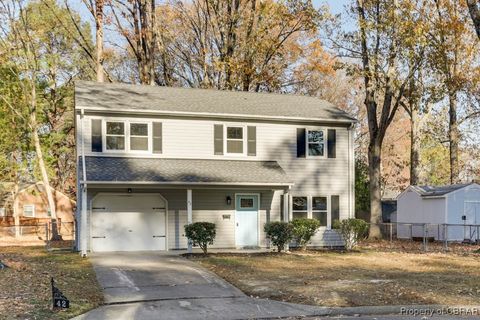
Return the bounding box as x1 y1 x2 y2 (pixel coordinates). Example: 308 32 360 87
51 277 70 309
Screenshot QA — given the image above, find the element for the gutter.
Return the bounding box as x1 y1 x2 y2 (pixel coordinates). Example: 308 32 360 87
79 180 295 187
75 107 358 125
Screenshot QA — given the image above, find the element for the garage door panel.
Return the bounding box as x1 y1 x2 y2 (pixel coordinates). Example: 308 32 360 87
91 194 167 252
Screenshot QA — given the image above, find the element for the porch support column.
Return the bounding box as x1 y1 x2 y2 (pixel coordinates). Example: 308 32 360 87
283 190 290 222
283 189 290 252
187 189 193 253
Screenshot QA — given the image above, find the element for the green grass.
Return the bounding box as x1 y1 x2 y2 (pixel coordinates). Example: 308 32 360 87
0 246 103 320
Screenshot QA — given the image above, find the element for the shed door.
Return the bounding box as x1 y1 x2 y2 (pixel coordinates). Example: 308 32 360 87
464 202 480 241
91 194 166 252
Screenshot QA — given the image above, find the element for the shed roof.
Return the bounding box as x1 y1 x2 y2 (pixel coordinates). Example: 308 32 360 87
409 183 479 198
80 156 293 186
74 81 356 123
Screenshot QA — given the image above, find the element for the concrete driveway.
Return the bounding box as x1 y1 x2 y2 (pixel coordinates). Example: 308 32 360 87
74 252 336 319
89 252 244 304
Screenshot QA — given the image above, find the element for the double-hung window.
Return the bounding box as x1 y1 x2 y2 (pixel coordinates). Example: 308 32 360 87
226 126 244 154
130 123 149 152
106 121 126 151
292 196 329 227
292 196 308 219
307 129 325 157
23 205 35 217
312 196 328 226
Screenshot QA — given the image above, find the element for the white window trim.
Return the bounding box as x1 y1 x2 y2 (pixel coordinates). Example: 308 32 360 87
292 196 308 219
224 124 247 156
291 195 331 229
312 195 330 229
128 121 152 153
23 204 35 218
102 120 153 154
103 120 127 153
306 128 327 159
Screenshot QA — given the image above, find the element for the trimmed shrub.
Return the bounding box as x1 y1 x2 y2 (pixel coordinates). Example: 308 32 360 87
291 218 321 250
184 222 216 254
264 221 293 252
333 218 368 250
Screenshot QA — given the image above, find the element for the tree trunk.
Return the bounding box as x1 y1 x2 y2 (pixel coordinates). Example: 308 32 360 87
410 106 420 185
12 183 20 238
368 139 382 239
467 0 480 40
448 90 459 184
30 83 61 241
95 0 105 82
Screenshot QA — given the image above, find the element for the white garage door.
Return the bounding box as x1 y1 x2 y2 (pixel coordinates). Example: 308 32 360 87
91 194 167 252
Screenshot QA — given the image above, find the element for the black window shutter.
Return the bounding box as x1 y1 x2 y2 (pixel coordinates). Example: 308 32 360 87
280 194 284 221
331 195 340 224
91 119 102 152
327 129 336 158
247 126 256 156
152 122 162 154
214 124 224 155
296 128 306 158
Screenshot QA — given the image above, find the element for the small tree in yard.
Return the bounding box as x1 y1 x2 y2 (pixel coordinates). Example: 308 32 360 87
264 221 293 252
184 222 216 254
291 218 321 250
333 219 369 250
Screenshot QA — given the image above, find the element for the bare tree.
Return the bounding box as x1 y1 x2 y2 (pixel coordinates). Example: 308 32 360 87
467 0 480 39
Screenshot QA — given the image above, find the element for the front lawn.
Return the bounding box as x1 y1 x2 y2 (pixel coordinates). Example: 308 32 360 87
0 246 103 320
192 250 480 307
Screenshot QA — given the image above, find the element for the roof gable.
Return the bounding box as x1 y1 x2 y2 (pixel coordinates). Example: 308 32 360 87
74 81 356 123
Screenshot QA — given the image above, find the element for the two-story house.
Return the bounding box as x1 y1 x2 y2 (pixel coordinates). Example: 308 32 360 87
75 81 356 255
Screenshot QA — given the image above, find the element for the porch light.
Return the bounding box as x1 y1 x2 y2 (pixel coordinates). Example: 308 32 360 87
226 196 232 205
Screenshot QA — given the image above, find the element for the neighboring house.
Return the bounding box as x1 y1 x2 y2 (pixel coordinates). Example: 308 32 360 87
397 183 480 242
0 182 75 225
74 81 356 254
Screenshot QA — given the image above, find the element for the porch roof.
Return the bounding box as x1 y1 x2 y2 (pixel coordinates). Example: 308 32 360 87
80 156 293 187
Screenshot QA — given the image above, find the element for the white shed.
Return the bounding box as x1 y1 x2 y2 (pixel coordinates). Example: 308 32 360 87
396 183 480 242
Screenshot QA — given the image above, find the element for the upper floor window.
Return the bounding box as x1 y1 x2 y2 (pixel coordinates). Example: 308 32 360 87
130 123 149 151
106 121 125 151
307 129 325 157
226 126 244 154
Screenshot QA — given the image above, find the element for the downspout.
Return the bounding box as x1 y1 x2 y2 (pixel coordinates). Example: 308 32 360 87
348 123 355 218
80 108 88 257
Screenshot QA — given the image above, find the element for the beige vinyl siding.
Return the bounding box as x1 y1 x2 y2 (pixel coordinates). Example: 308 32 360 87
76 113 353 248
83 188 281 250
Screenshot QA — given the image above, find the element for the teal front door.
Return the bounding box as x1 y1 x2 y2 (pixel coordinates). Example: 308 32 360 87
235 195 259 247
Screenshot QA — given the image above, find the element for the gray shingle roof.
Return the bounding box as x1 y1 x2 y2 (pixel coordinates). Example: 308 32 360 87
81 156 293 186
75 81 356 123
411 183 474 197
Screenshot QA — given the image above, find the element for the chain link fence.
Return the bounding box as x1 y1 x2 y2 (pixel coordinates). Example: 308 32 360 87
364 222 480 253
0 221 75 250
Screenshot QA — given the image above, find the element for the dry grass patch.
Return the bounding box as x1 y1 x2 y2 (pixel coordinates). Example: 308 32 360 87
0 246 103 320
192 251 480 307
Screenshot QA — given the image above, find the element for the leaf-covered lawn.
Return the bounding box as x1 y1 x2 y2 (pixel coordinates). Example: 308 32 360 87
192 250 480 307
0 246 103 320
